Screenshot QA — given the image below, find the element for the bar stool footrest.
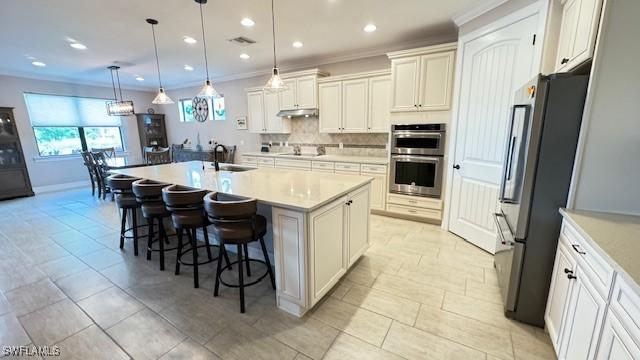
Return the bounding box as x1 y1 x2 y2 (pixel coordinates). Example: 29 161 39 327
177 244 221 266
218 258 270 288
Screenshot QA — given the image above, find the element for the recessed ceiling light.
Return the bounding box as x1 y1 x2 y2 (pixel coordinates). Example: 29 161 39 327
31 61 46 67
239 53 250 59
184 65 194 71
135 76 144 81
241 18 255 27
363 24 377 33
70 43 87 50
292 41 303 48
183 36 197 44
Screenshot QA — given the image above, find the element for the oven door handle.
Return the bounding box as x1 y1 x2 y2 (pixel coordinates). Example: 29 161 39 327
393 132 442 138
391 155 441 163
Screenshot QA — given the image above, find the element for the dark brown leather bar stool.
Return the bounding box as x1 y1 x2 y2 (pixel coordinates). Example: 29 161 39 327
107 174 142 256
131 179 177 270
204 192 276 313
162 185 231 288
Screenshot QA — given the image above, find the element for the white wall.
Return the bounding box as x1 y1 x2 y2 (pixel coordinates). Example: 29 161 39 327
570 0 640 215
0 74 157 189
459 0 540 36
159 55 392 159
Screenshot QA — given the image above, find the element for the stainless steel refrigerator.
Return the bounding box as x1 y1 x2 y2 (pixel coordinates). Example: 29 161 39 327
494 73 589 327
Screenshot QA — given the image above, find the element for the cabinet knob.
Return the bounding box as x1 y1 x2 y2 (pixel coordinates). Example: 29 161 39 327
564 268 573 274
418 104 422 107
567 274 577 280
453 164 461 170
561 58 569 65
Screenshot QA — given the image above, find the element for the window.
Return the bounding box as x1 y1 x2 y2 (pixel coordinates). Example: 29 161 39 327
24 93 125 157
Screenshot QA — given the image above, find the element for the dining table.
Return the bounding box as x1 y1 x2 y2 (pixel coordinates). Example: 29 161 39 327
104 155 149 171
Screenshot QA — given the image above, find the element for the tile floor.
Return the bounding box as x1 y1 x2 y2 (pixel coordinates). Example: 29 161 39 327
0 188 556 359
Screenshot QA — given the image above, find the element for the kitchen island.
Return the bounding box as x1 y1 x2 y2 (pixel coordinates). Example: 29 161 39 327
112 161 372 316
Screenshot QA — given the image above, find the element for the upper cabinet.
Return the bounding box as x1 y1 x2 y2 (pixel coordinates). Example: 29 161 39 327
555 0 604 72
318 70 391 134
387 43 456 112
246 69 327 134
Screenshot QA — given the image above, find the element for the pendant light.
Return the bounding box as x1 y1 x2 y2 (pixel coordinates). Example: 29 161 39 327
106 65 135 116
194 0 220 98
146 18 174 104
264 0 287 92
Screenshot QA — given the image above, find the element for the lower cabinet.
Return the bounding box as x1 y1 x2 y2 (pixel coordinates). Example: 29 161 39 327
596 311 639 360
546 219 640 359
559 262 607 360
308 185 370 305
362 171 385 211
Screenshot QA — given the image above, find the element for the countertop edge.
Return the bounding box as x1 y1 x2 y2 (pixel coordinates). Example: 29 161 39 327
559 208 640 295
241 152 389 164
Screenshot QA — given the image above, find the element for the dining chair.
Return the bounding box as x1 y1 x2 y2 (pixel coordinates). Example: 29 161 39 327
170 144 184 162
91 147 116 159
145 147 170 165
81 151 99 196
90 151 111 200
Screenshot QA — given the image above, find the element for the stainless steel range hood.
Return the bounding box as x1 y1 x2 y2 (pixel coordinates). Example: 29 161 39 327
276 108 318 118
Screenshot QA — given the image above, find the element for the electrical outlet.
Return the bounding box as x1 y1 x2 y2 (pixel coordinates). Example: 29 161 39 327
339 142 344 149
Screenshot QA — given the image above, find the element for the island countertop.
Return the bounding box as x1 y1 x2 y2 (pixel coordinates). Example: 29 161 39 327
111 161 373 212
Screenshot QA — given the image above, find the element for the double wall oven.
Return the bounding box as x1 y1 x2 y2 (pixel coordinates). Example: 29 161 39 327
389 124 445 198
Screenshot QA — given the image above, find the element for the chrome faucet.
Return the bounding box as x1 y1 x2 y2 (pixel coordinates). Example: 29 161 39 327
213 144 227 171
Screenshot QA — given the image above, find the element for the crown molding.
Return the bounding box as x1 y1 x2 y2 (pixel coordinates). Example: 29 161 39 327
167 33 457 90
0 68 153 92
317 69 391 83
452 0 510 27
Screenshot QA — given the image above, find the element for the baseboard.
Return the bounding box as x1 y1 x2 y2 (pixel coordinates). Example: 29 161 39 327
33 181 90 194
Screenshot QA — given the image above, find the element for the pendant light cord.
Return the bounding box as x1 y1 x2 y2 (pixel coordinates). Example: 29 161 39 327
271 0 277 68
109 68 118 100
199 2 210 81
150 24 164 88
115 67 124 101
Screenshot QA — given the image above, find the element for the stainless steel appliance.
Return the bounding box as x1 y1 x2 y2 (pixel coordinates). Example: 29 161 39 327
494 73 589 327
389 124 445 197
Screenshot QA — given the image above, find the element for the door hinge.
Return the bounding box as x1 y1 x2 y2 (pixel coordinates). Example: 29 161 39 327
532 34 537 45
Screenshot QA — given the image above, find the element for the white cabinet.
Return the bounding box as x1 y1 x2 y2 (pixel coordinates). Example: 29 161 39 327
386 193 442 221
555 0 603 71
247 90 265 133
545 238 577 351
596 311 640 360
342 79 369 133
318 70 391 134
368 75 392 132
308 186 370 305
246 89 291 134
280 74 322 110
309 195 348 304
318 82 342 133
559 261 607 360
387 44 456 112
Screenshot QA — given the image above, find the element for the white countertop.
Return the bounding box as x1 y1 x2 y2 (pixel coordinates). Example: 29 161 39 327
242 151 389 165
111 161 373 212
560 208 640 289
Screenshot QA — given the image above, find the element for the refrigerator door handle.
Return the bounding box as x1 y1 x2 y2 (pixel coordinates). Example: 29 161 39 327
493 212 515 246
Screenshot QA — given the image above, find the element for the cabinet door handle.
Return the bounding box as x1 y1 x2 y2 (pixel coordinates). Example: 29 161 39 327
567 274 577 280
453 164 461 170
571 244 586 255
564 268 574 274
418 104 422 107
561 58 570 65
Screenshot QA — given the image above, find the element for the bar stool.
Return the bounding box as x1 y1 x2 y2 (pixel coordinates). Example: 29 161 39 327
131 179 177 270
162 185 231 288
204 192 276 313
107 174 143 256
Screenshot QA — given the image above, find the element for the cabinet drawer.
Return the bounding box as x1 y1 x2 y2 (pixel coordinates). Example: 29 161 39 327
562 222 615 298
387 193 442 210
610 277 640 347
257 157 275 167
275 158 312 170
241 156 258 166
334 162 360 172
360 164 387 174
387 204 441 220
312 161 335 171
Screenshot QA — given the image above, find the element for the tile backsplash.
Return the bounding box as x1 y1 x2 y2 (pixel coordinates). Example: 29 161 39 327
260 117 389 156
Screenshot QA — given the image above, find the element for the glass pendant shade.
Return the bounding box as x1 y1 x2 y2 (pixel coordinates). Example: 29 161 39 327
264 68 287 92
106 100 135 116
152 87 174 104
197 79 220 98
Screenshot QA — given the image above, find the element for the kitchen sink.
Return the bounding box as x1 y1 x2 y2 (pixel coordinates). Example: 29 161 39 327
214 164 255 172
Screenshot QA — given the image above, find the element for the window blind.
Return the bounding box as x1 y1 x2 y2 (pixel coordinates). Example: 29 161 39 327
24 93 122 127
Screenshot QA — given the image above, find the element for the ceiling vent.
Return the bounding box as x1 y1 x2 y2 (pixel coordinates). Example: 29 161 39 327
227 36 256 46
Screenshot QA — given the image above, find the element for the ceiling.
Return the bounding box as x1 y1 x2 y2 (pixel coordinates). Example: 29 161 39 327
1 0 484 90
